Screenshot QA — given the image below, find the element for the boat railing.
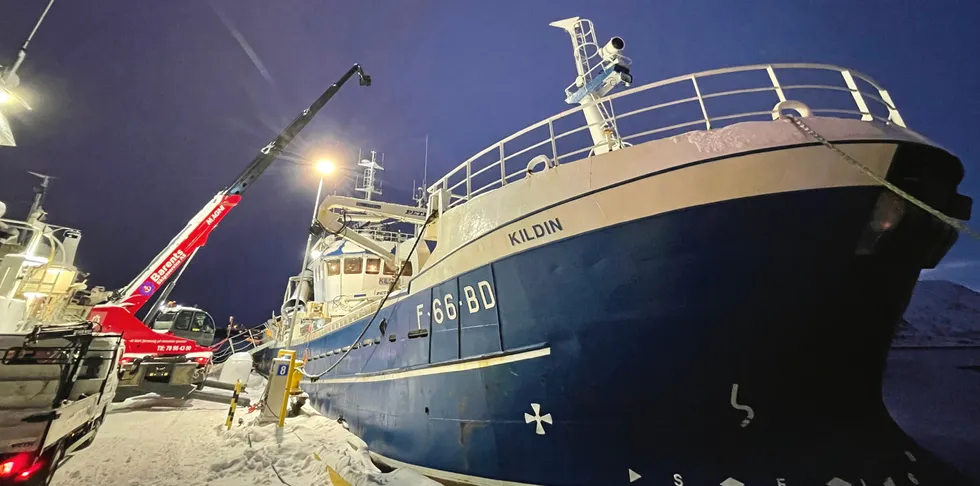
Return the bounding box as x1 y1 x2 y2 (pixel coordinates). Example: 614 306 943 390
210 323 274 363
298 297 383 343
359 226 413 243
426 63 906 211
0 218 72 265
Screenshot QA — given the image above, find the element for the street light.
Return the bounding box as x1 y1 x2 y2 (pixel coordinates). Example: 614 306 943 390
303 158 333 270
315 159 335 175
304 159 335 265
286 157 336 348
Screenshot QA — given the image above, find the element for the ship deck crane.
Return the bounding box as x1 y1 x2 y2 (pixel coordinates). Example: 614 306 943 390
87 64 370 391
313 195 428 270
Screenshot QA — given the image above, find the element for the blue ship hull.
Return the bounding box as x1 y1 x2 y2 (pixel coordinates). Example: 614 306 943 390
262 164 971 484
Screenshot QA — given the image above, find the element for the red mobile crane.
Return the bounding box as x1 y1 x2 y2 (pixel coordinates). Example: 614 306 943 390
88 64 371 395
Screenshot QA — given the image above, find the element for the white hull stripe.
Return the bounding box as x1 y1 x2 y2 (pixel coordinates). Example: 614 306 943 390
411 141 897 290
412 140 828 282
370 451 545 486
311 346 550 384
424 116 923 268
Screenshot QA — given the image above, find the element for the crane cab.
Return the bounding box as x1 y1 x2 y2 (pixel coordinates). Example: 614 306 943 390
148 303 216 346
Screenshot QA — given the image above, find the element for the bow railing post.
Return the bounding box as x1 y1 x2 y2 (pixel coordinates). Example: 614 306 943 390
548 119 558 165
465 160 472 200
691 75 711 130
766 65 787 120
499 143 507 186
841 70 873 122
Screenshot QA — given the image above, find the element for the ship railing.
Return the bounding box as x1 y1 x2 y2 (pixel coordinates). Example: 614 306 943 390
298 296 387 343
210 322 274 363
426 63 905 211
359 226 413 243
0 219 84 328
0 218 74 265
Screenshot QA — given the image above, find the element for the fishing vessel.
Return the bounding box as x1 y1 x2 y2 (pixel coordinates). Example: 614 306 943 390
263 17 974 486
0 175 128 485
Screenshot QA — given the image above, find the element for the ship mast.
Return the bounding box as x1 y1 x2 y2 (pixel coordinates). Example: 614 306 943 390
355 150 384 201
26 171 54 224
550 17 633 155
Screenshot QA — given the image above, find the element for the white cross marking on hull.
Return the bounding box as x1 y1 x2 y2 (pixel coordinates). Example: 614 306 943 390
524 403 553 435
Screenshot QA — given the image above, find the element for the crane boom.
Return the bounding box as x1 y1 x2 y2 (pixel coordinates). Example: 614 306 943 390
315 195 428 269
113 64 371 314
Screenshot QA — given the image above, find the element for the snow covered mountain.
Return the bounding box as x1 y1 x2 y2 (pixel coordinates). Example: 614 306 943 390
896 280 980 346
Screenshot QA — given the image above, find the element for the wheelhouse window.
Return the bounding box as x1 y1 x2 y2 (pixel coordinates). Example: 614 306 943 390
326 259 340 276
382 261 413 276
344 257 363 274
365 258 381 275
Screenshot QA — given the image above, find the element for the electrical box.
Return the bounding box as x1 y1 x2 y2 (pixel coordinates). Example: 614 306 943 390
261 352 295 425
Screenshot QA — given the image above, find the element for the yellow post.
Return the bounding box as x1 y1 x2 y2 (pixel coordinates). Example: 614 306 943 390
289 360 304 394
225 379 242 430
275 350 297 427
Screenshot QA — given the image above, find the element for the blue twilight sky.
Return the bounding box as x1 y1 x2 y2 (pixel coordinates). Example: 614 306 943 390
1 1 978 325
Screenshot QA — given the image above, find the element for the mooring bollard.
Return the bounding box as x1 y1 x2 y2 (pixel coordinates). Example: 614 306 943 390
225 379 243 430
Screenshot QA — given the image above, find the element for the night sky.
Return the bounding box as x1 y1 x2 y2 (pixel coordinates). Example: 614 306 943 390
1 1 978 327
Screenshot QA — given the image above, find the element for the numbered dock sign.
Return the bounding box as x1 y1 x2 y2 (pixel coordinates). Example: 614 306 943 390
277 364 289 376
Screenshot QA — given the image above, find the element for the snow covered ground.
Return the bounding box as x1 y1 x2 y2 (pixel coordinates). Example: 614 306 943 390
50 372 438 486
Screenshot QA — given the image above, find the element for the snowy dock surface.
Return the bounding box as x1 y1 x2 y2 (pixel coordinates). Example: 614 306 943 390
50 373 437 486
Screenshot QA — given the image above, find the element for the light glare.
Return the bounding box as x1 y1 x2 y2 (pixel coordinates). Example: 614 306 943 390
315 160 335 175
